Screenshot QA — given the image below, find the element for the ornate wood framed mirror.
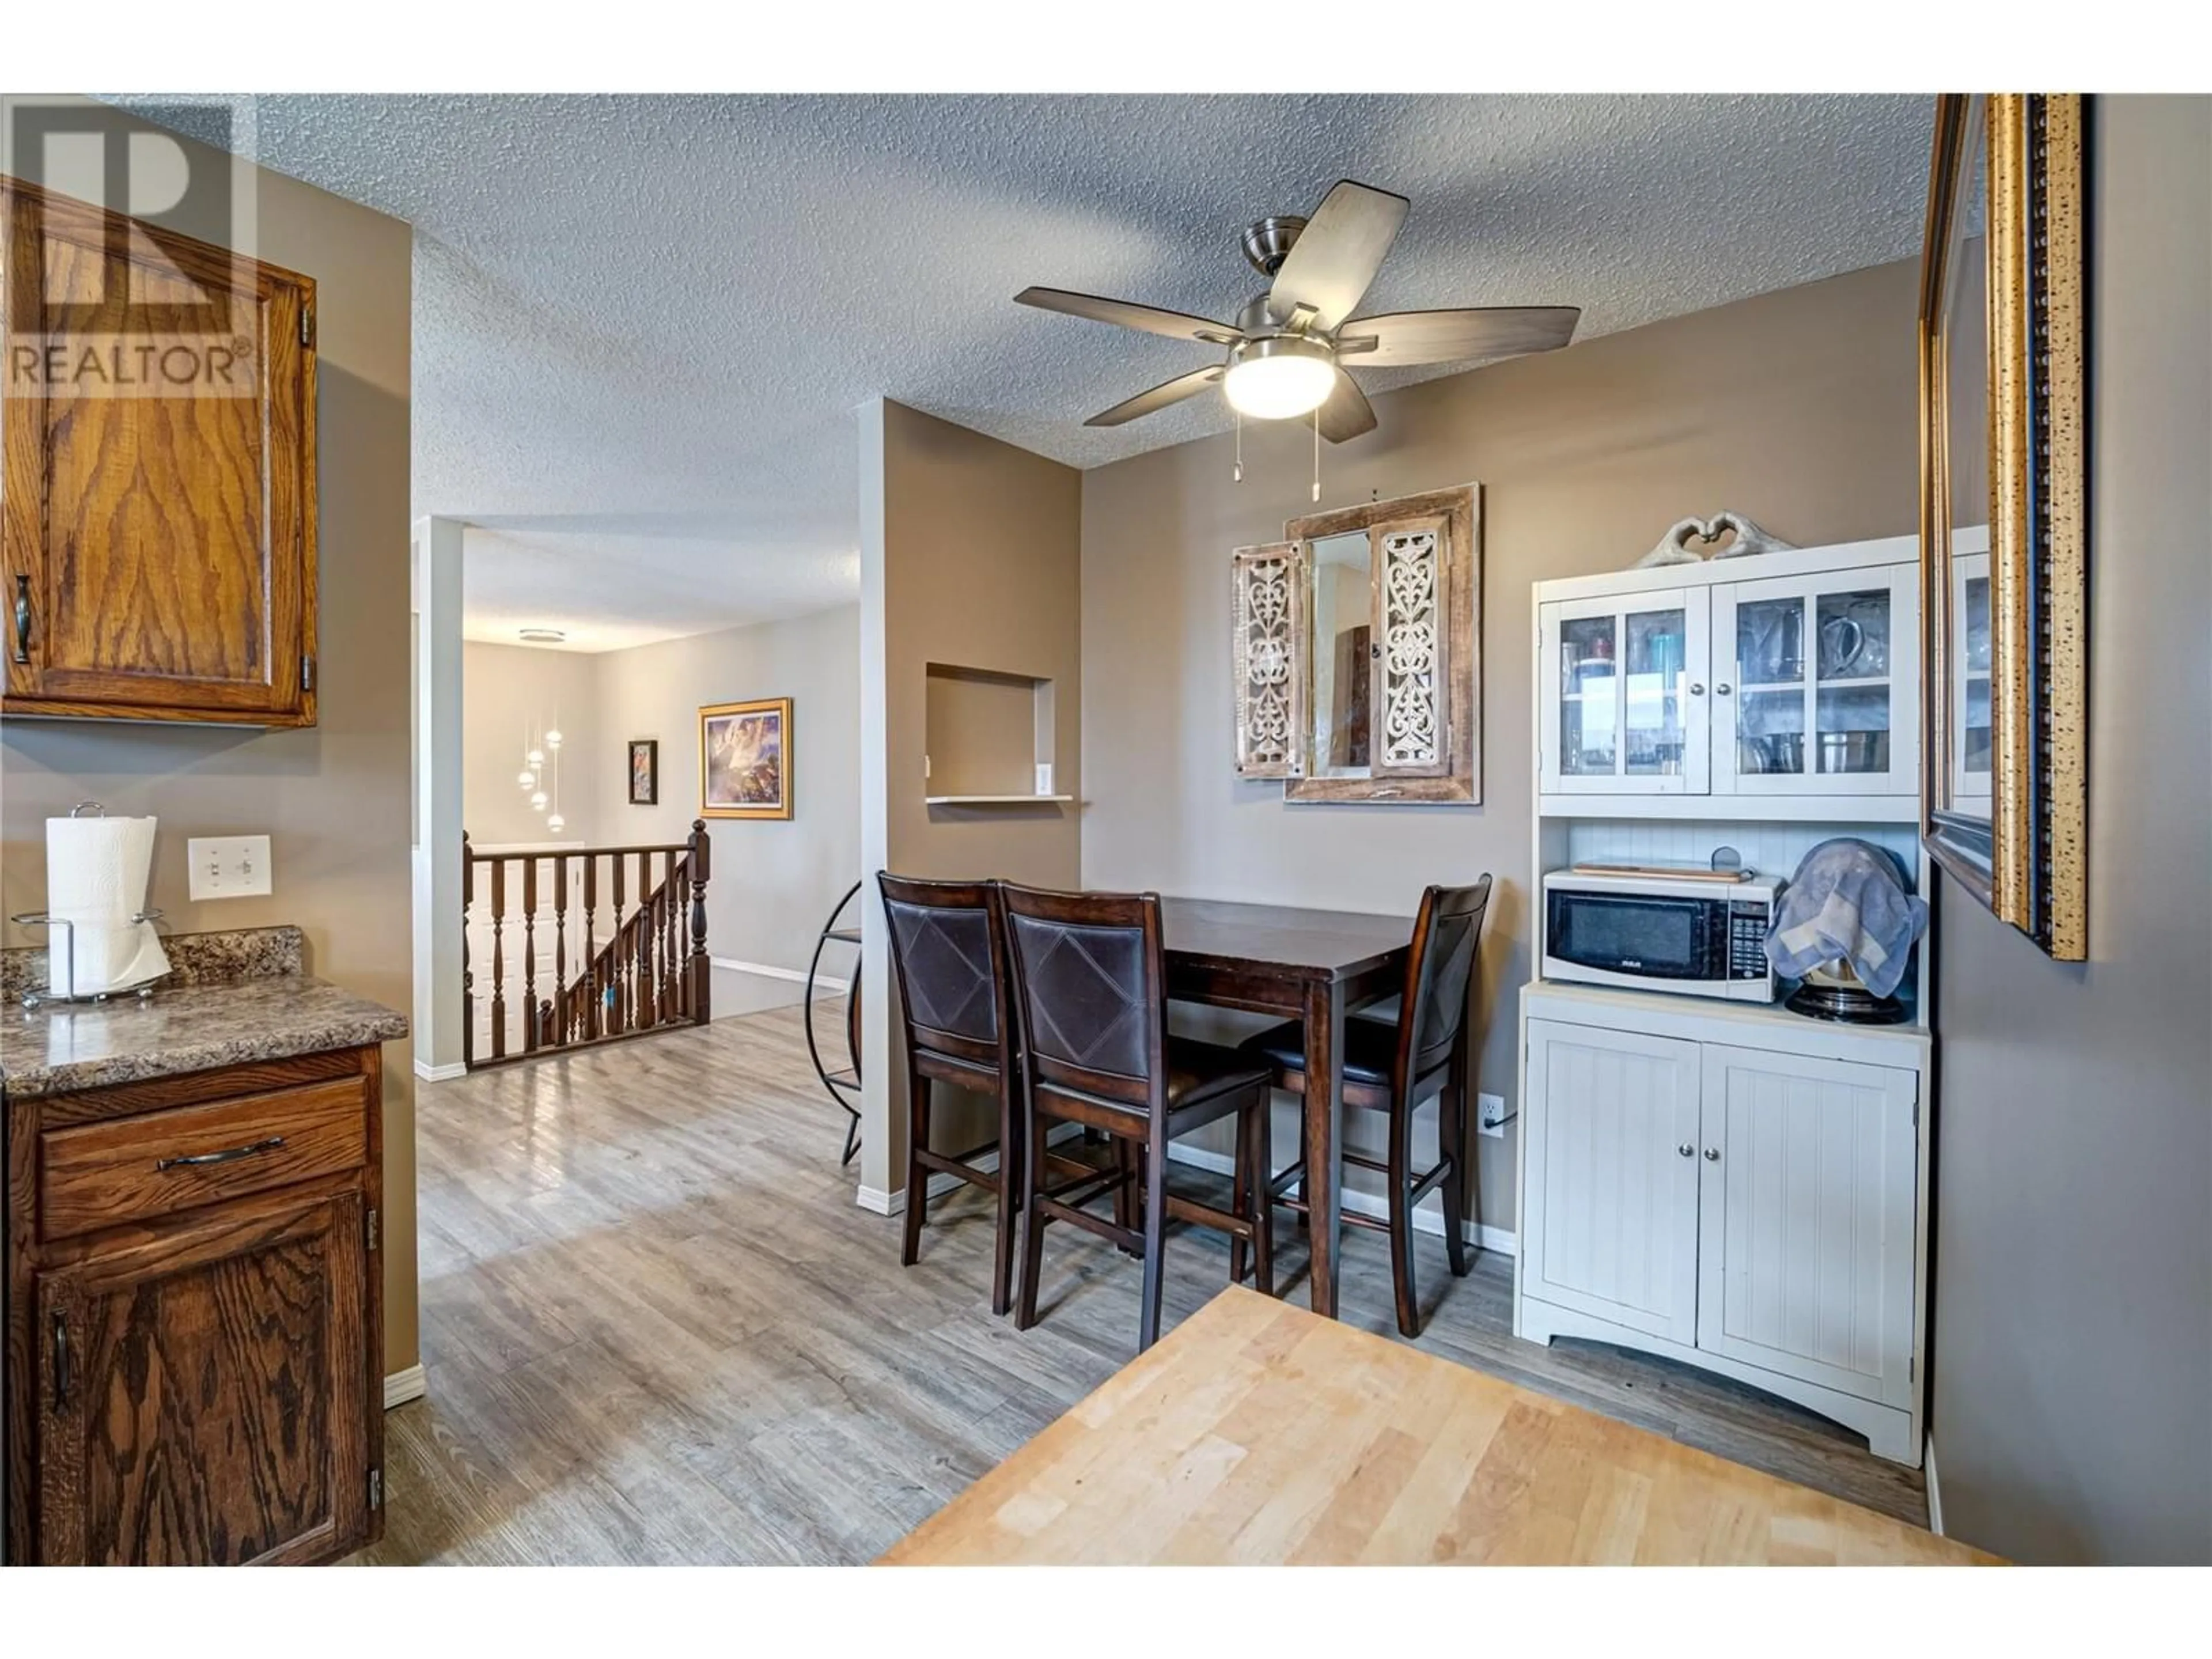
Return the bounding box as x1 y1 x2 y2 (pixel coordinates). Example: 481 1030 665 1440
1232 484 1481 804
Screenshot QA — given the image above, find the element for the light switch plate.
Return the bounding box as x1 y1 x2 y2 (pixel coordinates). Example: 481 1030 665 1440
1476 1092 1509 1139
188 835 272 900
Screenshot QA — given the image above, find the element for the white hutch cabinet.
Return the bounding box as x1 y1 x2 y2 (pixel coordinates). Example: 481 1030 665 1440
1517 534 1935 1467
1537 536 1922 814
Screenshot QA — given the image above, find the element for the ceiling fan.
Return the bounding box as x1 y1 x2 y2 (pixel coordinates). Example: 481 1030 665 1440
1016 179 1581 445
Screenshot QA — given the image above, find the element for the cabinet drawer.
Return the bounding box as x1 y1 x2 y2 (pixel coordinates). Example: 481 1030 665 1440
39 1078 369 1241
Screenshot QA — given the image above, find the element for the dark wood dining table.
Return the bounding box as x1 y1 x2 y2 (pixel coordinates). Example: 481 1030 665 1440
1157 896 1413 1320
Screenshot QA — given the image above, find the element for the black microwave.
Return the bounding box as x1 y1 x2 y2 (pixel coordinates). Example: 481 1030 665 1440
1541 871 1781 1002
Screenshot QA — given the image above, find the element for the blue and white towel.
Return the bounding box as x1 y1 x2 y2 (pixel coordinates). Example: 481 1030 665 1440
1766 838 1929 999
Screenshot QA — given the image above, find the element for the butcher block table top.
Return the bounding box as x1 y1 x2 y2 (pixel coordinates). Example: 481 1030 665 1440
883 1287 1997 1566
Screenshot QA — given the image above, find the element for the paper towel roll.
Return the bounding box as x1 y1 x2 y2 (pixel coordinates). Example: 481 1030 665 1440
45 815 170 997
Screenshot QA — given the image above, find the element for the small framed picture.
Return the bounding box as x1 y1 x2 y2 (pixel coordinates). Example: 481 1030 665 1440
700 697 792 820
627 739 659 805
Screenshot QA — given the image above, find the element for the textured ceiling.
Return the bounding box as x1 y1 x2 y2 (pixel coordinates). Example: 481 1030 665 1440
127 94 1933 649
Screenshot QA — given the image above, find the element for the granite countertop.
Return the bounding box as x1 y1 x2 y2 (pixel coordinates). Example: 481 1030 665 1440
0 925 408 1099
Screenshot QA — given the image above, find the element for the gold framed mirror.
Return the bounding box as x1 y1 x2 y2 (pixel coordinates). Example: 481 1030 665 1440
1919 93 2087 960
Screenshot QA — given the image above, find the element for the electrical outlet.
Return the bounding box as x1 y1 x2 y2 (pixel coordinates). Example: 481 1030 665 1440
188 835 272 900
1476 1092 1510 1139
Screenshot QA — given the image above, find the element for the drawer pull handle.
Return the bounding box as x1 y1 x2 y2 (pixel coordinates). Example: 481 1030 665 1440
157 1135 286 1172
52 1313 70 1409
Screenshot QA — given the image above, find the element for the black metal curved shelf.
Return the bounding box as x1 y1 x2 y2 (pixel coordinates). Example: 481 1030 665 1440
804 879 865 1166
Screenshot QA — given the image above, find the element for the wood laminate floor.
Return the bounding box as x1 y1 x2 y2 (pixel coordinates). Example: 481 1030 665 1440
350 1003 1927 1565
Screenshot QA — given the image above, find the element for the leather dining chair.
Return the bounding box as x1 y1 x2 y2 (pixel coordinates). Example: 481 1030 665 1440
877 872 1024 1315
1240 877 1493 1338
999 882 1274 1351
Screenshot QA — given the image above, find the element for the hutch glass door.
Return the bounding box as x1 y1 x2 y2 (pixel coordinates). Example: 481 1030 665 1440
1540 589 1709 794
1711 564 1919 796
1950 548 1993 802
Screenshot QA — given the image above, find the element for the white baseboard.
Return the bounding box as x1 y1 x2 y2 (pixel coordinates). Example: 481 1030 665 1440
855 1134 1517 1256
713 955 849 994
855 1123 1081 1216
384 1362 427 1409
1166 1143 1517 1257
413 1059 468 1083
1924 1433 1945 1536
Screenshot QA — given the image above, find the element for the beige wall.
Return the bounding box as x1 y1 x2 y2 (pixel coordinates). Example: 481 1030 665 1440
1929 96 2212 1565
594 604 861 1017
858 400 1083 1196
463 641 601 847
0 101 418 1373
1080 258 1920 1229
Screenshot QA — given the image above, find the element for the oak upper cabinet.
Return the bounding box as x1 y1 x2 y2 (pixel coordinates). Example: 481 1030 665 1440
1 176 317 726
35 1189 370 1565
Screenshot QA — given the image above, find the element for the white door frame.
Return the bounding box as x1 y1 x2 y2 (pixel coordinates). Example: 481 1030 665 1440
410 516 468 1081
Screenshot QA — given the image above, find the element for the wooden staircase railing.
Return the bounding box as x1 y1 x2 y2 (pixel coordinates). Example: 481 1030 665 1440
463 820 711 1070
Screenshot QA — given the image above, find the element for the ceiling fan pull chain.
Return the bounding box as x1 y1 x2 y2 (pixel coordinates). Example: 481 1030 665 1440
1311 406 1321 502
1234 410 1243 484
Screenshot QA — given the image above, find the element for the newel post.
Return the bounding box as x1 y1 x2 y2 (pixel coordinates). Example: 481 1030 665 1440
688 819 711 1024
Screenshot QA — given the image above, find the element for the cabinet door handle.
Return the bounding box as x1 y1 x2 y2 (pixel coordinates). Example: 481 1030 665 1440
1676 1142 1695 1158
1716 682 1733 696
51 1313 70 1409
11 574 29 664
1703 1147 1721 1161
156 1135 286 1172
1688 681 1705 696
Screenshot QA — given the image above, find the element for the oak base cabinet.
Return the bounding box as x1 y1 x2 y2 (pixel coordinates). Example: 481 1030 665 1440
1515 988 1930 1465
6 1050 383 1565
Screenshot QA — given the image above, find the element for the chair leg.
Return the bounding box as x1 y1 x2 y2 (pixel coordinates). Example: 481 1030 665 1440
900 1071 930 1268
991 1084 1021 1317
1388 1092 1420 1339
1113 1136 1137 1251
1244 1090 1274 1298
1229 1112 1251 1287
1016 1105 1050 1332
1137 1131 1170 1351
1440 1086 1471 1280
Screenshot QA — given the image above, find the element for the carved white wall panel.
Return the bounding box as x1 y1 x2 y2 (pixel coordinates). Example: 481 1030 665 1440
1374 520 1449 777
1232 541 1306 778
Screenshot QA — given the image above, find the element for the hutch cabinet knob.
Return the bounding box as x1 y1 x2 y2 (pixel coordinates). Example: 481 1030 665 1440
1703 1147 1721 1161
1688 681 1705 696
1716 681 1733 695
1677 1142 1695 1158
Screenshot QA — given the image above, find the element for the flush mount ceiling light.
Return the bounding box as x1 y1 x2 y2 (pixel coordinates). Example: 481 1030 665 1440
1016 179 1582 494
518 627 566 644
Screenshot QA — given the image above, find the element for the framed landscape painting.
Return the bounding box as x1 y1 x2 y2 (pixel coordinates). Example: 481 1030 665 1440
700 697 793 820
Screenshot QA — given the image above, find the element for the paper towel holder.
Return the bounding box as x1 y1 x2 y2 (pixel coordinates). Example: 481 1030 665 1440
13 802 168 1009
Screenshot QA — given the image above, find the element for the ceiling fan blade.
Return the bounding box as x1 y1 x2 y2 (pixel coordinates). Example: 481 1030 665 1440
1084 365 1226 427
1268 181 1410 331
1334 306 1581 367
1316 371 1377 444
1016 286 1243 346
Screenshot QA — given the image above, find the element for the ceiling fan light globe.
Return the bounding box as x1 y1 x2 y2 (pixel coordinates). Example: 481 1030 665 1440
1224 339 1336 420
